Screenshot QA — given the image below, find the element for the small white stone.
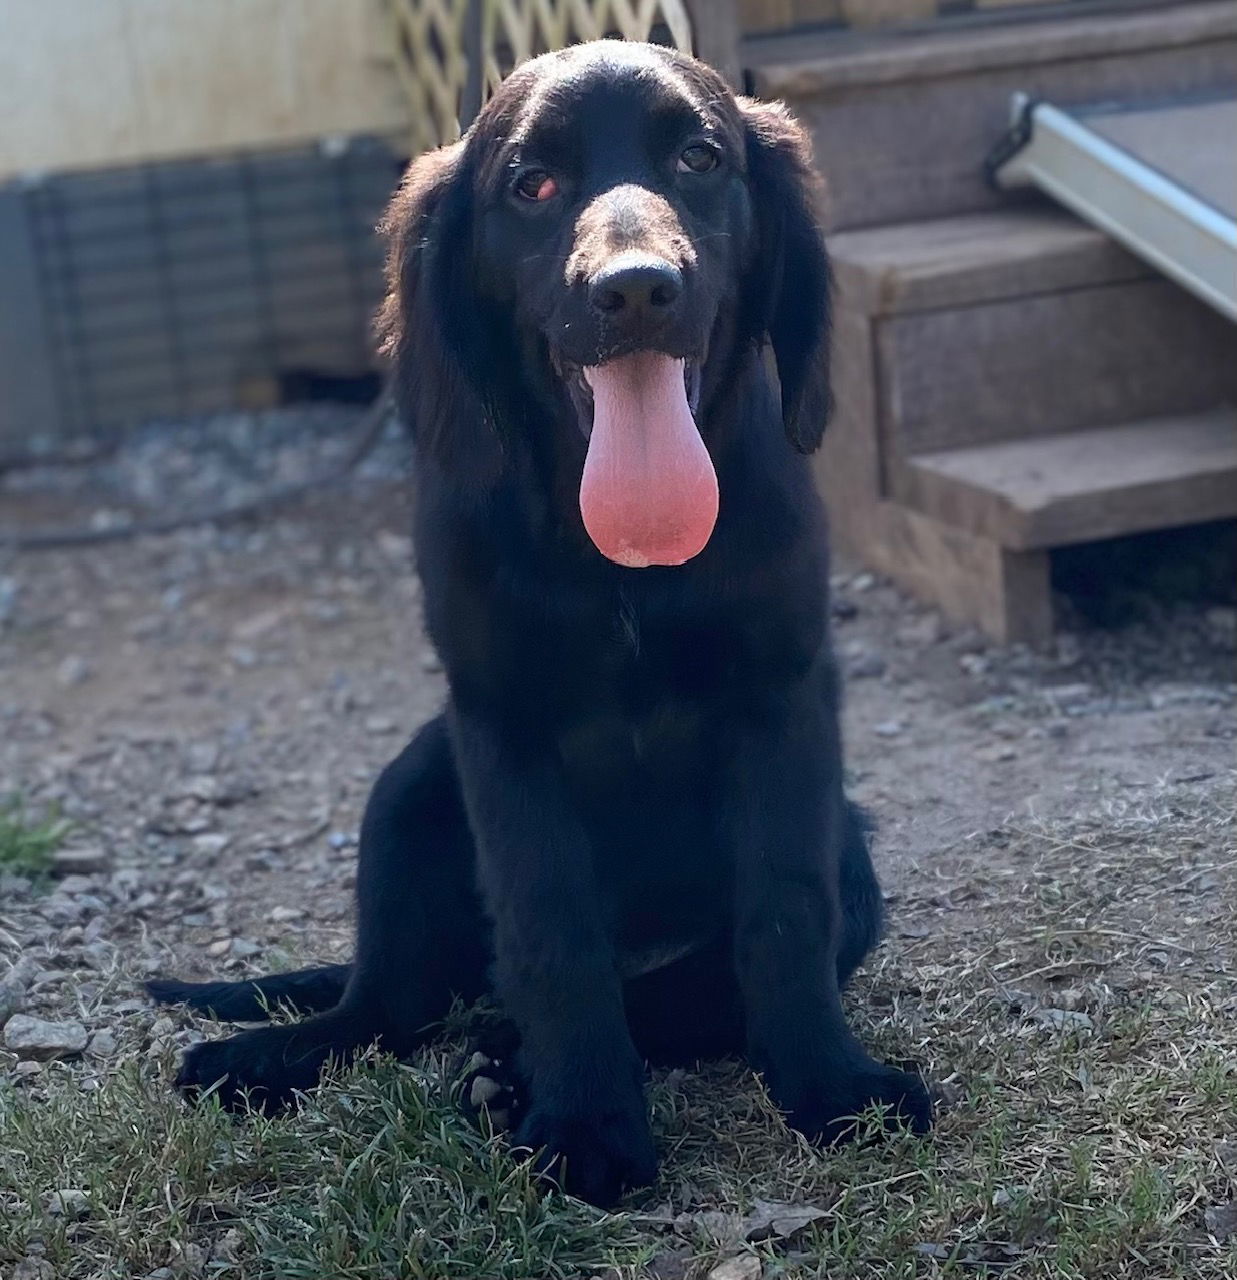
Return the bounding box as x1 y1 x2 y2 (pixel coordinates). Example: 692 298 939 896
87 1029 118 1058
193 832 231 857
377 532 413 562
1033 1008 1094 1032
708 1257 762 1280
56 654 91 686
232 606 288 642
52 846 111 875
44 1188 91 1218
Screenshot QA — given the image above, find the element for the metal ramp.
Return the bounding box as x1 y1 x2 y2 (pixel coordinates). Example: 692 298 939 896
818 93 1237 643
988 94 1237 321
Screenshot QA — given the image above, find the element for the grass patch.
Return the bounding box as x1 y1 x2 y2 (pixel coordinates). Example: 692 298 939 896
1 789 1234 1278
0 798 69 879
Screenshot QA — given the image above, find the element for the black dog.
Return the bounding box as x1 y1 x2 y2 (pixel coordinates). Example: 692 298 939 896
150 40 931 1207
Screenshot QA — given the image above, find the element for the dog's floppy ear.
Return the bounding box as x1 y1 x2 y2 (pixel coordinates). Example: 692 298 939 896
738 98 832 453
376 141 503 484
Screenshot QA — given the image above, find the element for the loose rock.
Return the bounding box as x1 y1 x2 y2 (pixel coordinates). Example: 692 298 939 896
12 1259 57 1280
52 845 112 875
3 1014 89 1059
1205 1200 1237 1241
0 956 40 1027
959 652 989 676
1032 1008 1094 1033
847 650 887 680
897 612 943 647
87 1028 118 1058
708 1257 762 1280
56 654 91 686
44 1188 91 1218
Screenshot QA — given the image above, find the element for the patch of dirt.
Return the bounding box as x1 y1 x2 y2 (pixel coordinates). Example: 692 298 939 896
0 404 1232 1067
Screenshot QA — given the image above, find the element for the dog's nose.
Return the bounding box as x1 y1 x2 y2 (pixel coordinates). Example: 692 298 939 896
588 256 683 319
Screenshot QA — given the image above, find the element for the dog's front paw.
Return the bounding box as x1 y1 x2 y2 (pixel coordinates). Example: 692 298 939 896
175 1021 342 1113
514 1097 657 1207
778 1059 933 1146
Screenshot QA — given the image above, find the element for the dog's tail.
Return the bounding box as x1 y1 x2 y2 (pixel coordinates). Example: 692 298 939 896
146 963 351 1021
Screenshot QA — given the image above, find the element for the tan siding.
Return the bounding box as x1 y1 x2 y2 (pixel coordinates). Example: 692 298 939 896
0 0 410 180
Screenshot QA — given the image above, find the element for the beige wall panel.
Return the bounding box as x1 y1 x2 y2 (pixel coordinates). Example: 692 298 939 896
0 0 410 180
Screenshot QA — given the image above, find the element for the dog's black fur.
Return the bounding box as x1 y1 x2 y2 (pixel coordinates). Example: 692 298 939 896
150 40 931 1207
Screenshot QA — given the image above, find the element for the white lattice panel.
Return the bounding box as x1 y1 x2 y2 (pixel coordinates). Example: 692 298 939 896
385 0 471 155
385 0 694 155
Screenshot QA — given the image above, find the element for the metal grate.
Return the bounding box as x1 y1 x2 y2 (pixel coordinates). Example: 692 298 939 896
9 138 402 440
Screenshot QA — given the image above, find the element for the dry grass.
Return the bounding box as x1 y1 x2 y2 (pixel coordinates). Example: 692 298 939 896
2 782 1234 1279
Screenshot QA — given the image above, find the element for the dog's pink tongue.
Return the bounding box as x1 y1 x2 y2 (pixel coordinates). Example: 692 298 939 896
580 353 718 567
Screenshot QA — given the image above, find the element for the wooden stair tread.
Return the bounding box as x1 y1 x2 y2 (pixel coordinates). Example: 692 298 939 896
898 409 1237 550
746 3 1237 96
829 207 1148 315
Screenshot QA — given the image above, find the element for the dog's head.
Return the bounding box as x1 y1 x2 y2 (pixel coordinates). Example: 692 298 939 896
378 40 830 567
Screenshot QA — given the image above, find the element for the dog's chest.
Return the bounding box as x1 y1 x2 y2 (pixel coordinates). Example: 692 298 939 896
557 596 734 951
561 593 732 770
615 590 641 657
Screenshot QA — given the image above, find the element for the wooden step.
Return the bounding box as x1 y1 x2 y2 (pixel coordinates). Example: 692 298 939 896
829 205 1147 315
746 2 1237 229
896 409 1237 550
829 208 1237 455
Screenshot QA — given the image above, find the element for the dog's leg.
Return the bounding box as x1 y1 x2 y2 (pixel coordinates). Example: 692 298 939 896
836 800 885 987
450 709 657 1208
173 715 489 1110
457 937 748 1140
722 685 932 1144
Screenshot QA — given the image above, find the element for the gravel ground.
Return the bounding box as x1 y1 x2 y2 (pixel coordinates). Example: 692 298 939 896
0 407 1233 1277
0 404 1233 1071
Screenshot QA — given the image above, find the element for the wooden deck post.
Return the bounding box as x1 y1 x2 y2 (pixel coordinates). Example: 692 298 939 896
685 0 742 86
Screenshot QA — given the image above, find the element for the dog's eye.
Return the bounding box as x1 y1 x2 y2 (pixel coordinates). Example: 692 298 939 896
513 169 558 202
677 143 720 175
